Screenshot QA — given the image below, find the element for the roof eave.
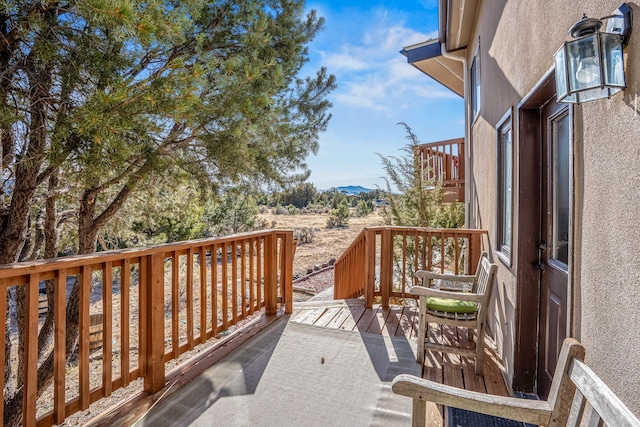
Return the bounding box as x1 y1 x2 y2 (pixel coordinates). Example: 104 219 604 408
401 40 464 97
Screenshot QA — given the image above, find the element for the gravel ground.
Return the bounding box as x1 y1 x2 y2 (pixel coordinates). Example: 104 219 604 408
292 267 334 295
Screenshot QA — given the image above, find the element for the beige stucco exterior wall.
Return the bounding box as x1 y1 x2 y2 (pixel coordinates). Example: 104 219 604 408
465 0 640 413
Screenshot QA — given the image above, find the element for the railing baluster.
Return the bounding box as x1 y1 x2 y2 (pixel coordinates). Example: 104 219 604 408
54 269 66 424
402 232 407 296
200 247 207 344
121 259 130 386
139 257 148 377
103 262 113 397
241 240 247 318
171 252 179 358
256 238 262 310
186 247 194 349
440 231 445 273
231 242 238 324
249 238 255 314
413 228 424 285
0 283 6 423
80 267 91 410
454 236 460 275
221 242 228 330
211 244 219 335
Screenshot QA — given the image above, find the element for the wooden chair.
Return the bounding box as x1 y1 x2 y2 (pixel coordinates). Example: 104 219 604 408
392 338 640 427
411 252 497 375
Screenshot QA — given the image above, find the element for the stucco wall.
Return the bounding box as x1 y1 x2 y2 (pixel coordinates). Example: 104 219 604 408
466 0 640 412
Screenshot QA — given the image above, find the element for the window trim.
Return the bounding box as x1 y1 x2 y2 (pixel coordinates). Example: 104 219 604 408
496 108 514 264
470 41 481 123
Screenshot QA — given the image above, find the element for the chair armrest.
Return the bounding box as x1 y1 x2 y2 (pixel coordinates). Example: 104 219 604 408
409 286 483 303
391 374 552 426
414 270 475 282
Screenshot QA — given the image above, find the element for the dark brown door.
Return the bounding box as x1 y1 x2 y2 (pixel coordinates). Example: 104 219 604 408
537 102 571 398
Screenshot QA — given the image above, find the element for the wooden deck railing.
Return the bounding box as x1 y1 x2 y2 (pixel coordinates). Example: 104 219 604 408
334 227 487 307
417 138 465 203
0 230 294 427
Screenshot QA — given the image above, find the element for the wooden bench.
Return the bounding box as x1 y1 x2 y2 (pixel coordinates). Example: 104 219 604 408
392 338 640 427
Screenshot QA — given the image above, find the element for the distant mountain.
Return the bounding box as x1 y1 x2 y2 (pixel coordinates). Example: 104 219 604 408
336 185 374 195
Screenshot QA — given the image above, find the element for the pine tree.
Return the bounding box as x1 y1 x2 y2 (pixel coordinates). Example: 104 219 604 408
0 1 335 424
378 123 464 228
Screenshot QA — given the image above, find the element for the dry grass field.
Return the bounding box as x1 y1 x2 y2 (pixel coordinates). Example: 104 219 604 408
258 209 384 275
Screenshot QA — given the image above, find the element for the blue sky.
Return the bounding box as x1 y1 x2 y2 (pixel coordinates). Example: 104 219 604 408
300 0 464 190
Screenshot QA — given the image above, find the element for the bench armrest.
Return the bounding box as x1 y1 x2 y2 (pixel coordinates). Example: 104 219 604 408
414 270 475 283
392 374 552 426
409 286 483 303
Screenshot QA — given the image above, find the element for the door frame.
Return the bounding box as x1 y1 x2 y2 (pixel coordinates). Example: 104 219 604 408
512 69 576 393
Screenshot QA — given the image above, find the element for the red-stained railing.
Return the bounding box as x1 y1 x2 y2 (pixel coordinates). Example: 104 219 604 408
417 138 465 203
333 227 487 307
0 230 294 426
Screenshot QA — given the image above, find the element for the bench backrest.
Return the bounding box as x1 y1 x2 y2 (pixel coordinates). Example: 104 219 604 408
548 338 640 427
565 358 640 427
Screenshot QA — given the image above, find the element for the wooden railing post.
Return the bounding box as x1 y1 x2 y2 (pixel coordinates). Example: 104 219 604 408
380 229 393 308
264 233 278 315
364 229 376 308
280 231 295 313
23 275 39 426
143 252 166 394
469 232 482 274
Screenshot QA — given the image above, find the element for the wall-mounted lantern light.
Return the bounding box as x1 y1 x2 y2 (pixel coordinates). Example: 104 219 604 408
554 3 633 103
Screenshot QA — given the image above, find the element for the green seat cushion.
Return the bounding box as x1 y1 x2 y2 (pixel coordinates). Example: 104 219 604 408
426 296 477 314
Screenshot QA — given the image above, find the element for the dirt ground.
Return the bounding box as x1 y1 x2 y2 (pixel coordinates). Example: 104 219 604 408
259 209 384 276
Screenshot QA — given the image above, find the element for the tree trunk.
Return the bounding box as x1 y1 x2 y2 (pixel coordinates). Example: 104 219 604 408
38 173 61 362
2 6 56 425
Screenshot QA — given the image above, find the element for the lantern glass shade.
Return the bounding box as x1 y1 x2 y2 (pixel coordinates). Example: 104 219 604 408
555 32 626 103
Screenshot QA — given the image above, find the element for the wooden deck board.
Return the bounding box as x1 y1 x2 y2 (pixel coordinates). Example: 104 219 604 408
337 304 367 331
397 306 418 339
293 307 327 325
366 305 391 334
313 306 343 328
380 306 402 337
458 328 487 393
351 304 379 332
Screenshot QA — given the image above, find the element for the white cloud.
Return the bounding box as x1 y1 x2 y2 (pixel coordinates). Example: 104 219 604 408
321 51 368 71
312 8 450 114
419 0 439 11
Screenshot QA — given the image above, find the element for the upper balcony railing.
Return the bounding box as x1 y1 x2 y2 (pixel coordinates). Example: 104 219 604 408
334 227 487 307
0 230 294 427
417 138 465 203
